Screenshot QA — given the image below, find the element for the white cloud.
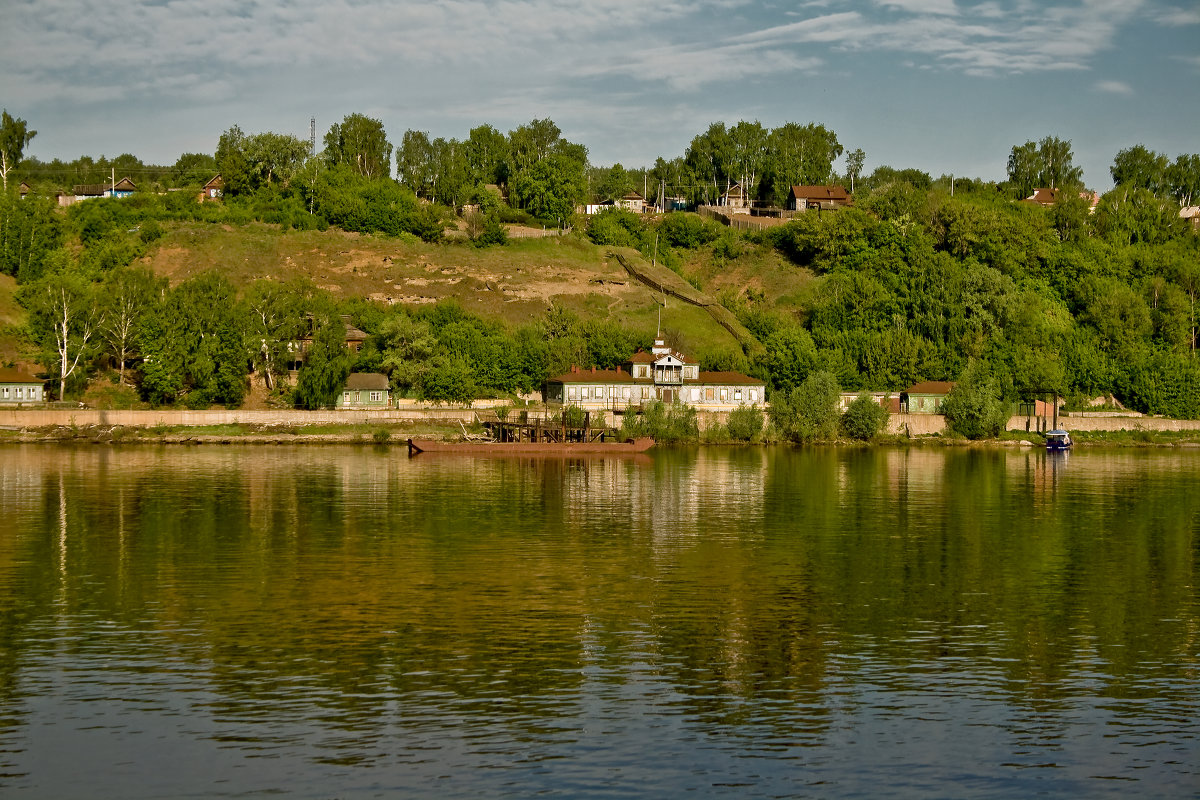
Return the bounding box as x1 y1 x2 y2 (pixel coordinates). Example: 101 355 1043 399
1151 6 1200 25
1095 80 1134 94
876 0 959 15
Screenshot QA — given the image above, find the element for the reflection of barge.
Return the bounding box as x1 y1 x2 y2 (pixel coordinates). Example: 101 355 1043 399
407 437 655 456
1046 429 1072 451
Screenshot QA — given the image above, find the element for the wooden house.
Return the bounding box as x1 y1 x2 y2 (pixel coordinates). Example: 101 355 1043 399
545 337 765 411
788 185 851 211
901 381 955 413
199 174 224 202
0 367 45 404
62 177 137 206
337 373 391 409
720 182 750 211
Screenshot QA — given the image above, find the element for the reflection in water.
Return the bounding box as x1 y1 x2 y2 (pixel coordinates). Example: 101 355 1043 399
0 444 1196 798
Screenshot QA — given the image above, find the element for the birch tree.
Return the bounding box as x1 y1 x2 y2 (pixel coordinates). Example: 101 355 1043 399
21 265 102 400
100 266 162 385
1 110 36 192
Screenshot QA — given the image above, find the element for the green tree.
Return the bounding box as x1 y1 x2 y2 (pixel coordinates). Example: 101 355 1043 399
243 279 313 391
761 122 843 206
844 148 866 194
942 361 1008 439
841 392 889 440
1167 153 1200 206
244 131 310 187
100 266 162 386
324 114 392 179
419 353 476 404
465 124 509 186
1 109 36 192
19 259 102 400
1111 144 1169 193
139 273 247 407
0 191 62 280
770 370 841 442
215 125 253 196
294 313 353 409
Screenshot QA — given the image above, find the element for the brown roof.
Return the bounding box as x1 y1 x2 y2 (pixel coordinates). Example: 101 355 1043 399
203 174 223 189
697 371 766 386
549 366 636 384
548 366 763 387
345 373 389 391
904 381 955 395
72 177 136 196
790 185 850 201
628 351 656 364
0 367 43 384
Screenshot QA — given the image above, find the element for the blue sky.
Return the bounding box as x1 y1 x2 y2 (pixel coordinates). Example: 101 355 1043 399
3 0 1197 191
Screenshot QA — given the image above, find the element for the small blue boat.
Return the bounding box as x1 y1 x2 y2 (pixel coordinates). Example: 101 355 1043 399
1046 429 1072 451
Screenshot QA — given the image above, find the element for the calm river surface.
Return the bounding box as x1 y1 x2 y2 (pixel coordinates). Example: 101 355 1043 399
0 444 1197 798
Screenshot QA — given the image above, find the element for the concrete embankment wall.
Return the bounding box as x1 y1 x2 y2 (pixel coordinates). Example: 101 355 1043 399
887 414 1200 436
5 407 1200 435
0 408 481 428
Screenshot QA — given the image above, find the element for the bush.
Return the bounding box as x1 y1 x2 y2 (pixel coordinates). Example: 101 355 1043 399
841 393 890 440
658 212 721 249
943 362 1008 439
770 371 841 442
726 404 764 442
620 401 699 443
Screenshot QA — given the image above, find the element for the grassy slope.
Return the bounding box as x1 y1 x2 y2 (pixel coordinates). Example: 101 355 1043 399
141 220 816 358
0 215 816 370
0 274 33 370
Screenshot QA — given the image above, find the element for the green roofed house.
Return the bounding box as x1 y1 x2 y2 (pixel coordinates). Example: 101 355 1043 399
901 381 955 414
0 368 46 404
337 373 391 409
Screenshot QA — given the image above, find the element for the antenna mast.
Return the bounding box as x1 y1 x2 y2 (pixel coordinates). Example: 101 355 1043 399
309 117 316 154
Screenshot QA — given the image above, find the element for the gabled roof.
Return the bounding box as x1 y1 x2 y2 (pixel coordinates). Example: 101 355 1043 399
203 174 223 189
345 373 389 391
0 367 43 384
904 381 955 395
697 371 765 386
549 366 636 384
628 351 656 364
73 177 136 195
789 185 850 201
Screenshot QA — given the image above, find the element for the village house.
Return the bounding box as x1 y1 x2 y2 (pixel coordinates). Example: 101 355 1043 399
615 191 646 213
199 175 223 202
287 315 369 373
337 373 391 409
58 177 137 207
0 368 45 404
1022 188 1101 213
901 381 955 413
837 391 900 414
545 337 766 412
18 182 32 200
788 185 852 212
719 181 750 212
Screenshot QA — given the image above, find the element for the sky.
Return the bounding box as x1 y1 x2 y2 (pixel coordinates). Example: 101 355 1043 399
3 0 1198 191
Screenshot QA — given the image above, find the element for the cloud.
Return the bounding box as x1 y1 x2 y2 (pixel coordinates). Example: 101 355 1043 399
876 0 959 15
731 1 1143 76
1095 80 1133 94
1150 5 1200 25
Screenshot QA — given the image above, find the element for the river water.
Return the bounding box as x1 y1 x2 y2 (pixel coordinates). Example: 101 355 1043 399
0 444 1196 798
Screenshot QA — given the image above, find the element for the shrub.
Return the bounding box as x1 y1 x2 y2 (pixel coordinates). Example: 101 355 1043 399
726 404 764 442
842 393 890 441
943 362 1009 439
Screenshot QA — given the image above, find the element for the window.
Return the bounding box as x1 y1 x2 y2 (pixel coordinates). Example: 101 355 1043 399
721 389 728 402
691 388 700 401
370 391 382 402
622 387 631 399
581 387 589 399
2 387 8 399
734 390 742 402
14 388 22 400
568 386 578 400
705 387 714 401
750 389 757 403
343 391 351 404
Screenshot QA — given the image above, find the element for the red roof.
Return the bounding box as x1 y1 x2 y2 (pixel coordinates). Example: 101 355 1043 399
628 351 655 364
548 366 636 384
